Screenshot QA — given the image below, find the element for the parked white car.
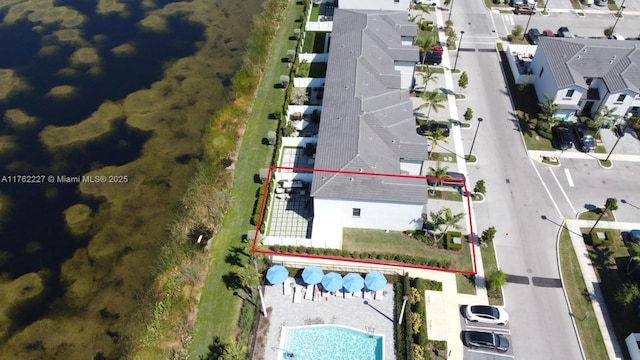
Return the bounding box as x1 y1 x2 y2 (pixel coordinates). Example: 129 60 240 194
609 33 625 40
464 305 510 325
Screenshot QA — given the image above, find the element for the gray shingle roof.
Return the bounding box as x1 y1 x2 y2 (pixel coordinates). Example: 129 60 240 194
537 37 640 93
310 9 427 203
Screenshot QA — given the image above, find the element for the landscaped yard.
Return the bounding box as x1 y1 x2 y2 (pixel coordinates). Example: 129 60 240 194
480 240 502 305
302 31 326 54
581 227 639 359
559 226 608 360
343 228 474 272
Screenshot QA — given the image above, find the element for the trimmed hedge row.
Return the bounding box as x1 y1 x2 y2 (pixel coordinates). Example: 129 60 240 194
445 231 463 251
269 245 452 268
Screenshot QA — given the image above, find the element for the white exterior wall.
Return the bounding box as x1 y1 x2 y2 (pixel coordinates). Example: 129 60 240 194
401 36 414 46
530 47 559 104
400 159 422 175
554 87 582 107
602 90 638 117
306 22 333 32
313 197 424 231
299 53 329 62
395 61 416 89
339 0 410 10
293 78 325 88
626 333 640 360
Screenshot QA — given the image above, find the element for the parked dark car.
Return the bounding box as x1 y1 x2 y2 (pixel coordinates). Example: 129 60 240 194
426 171 464 188
525 28 541 44
574 122 596 152
422 44 443 65
463 331 510 352
417 122 450 137
552 123 573 150
557 27 572 38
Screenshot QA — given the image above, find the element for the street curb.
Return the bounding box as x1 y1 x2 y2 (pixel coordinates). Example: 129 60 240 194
559 220 588 360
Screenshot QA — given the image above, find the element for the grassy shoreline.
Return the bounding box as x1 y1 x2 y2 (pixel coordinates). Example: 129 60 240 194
131 0 294 357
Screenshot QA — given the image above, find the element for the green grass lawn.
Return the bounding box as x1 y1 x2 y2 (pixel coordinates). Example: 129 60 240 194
582 228 637 359
188 0 303 357
429 152 457 163
456 273 476 294
302 31 316 53
480 241 503 305
310 4 319 21
578 208 615 221
559 226 609 360
343 228 474 272
569 0 582 9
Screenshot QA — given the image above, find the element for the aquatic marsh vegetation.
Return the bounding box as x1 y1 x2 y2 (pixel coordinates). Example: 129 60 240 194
40 101 125 147
63 204 93 238
0 69 29 101
46 85 77 99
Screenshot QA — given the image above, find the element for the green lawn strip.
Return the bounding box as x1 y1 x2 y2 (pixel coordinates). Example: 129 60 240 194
427 189 463 202
302 31 316 53
456 273 477 295
559 227 609 360
343 228 473 272
569 0 582 10
578 209 615 221
595 145 606 154
428 152 457 163
480 242 503 305
188 0 302 356
580 228 635 359
310 3 319 21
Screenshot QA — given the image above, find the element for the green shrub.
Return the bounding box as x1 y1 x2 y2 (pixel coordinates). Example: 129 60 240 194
463 107 473 121
486 270 506 297
591 230 614 247
446 231 463 251
480 226 496 244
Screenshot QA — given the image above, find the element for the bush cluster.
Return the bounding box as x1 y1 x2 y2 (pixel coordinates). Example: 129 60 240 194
269 245 451 268
445 231 463 251
591 230 614 247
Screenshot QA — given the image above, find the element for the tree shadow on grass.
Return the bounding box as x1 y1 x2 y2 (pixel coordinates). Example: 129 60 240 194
222 271 243 291
199 336 226 360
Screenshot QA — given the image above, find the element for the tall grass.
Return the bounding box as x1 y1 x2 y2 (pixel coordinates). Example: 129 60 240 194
132 0 290 357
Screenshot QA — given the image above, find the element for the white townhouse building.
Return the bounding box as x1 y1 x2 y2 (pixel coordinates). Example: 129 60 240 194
528 37 640 120
309 9 427 247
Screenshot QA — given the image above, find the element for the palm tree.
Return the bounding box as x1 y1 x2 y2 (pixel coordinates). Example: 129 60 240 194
427 164 449 196
430 207 464 243
421 66 438 89
594 104 619 134
538 94 560 130
417 89 446 119
238 258 267 315
222 338 247 360
426 127 448 159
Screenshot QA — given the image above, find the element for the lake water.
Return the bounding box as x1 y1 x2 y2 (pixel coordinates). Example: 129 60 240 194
0 0 261 357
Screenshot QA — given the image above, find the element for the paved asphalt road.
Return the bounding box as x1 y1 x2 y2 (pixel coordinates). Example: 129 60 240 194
438 1 640 359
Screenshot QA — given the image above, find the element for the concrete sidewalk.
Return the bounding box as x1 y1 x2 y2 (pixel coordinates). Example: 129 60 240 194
564 219 640 360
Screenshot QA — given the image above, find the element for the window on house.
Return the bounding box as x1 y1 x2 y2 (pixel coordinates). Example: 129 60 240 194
352 208 361 217
394 0 399 3
616 94 626 103
585 78 593 86
565 89 575 98
539 67 544 77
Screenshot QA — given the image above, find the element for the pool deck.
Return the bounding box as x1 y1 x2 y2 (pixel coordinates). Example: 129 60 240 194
263 278 395 360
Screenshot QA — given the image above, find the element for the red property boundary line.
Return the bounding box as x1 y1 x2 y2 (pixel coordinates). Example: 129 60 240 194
250 165 477 275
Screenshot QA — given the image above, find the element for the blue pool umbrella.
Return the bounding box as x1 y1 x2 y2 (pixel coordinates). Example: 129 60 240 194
321 272 343 292
342 273 364 293
365 271 387 291
302 266 324 285
266 265 288 285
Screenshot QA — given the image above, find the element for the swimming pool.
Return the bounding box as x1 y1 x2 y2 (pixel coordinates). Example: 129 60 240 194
279 324 384 360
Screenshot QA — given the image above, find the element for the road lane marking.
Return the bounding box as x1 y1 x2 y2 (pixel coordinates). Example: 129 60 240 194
530 158 563 219
564 168 574 187
549 168 577 215
465 325 512 334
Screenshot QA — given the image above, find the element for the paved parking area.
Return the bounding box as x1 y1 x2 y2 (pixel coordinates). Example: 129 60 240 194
281 147 314 169
262 280 396 360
